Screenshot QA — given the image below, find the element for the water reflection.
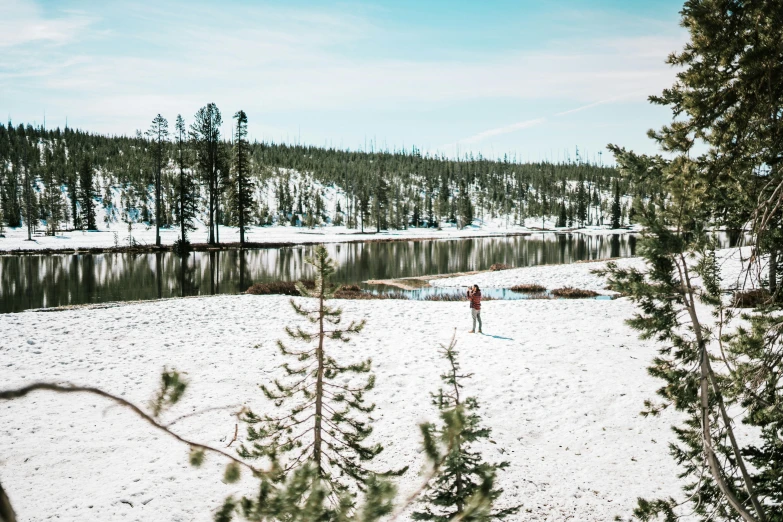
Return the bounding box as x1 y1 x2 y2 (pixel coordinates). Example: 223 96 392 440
2 233 652 313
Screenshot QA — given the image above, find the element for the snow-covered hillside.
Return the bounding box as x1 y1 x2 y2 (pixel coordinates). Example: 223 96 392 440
1 167 639 252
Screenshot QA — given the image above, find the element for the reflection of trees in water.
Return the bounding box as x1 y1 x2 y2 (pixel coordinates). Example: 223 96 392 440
611 235 621 258
1 233 731 313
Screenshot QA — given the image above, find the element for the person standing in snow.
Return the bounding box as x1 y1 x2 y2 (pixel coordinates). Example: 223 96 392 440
467 284 482 333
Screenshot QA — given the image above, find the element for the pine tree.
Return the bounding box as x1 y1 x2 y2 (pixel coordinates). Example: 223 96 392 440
426 177 435 227
457 178 473 229
173 115 197 245
412 193 421 228
556 201 567 228
610 179 621 229
372 167 388 232
358 184 370 233
41 147 64 236
438 173 450 222
215 140 232 243
146 114 169 247
21 142 39 240
333 199 344 226
218 460 396 522
413 334 518 521
575 175 587 227
598 3 783 518
231 110 254 245
238 246 399 511
190 103 222 244
648 0 783 297
78 156 97 231
602 147 779 522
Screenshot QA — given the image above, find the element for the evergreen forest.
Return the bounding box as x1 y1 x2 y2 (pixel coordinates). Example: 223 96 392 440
0 119 643 244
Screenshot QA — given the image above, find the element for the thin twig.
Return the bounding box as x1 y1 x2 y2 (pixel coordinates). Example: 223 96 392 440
226 424 238 448
165 404 243 428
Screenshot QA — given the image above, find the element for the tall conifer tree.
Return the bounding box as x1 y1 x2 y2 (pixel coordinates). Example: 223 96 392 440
457 178 473 229
21 141 38 240
41 147 64 236
147 114 169 247
78 156 97 231
648 0 783 297
190 104 222 244
173 115 197 244
610 179 621 229
231 110 254 245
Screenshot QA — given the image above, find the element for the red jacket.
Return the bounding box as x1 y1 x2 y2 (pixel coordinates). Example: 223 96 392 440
468 290 481 310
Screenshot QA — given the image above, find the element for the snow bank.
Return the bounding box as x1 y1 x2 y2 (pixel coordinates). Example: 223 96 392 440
1 291 683 521
430 258 643 294
0 223 637 253
431 247 757 295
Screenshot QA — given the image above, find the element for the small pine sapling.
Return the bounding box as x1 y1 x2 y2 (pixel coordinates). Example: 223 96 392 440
413 333 519 521
234 245 402 517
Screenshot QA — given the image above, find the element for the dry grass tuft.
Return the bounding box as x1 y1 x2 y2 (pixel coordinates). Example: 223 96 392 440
731 289 771 308
338 284 362 292
335 290 408 300
246 281 300 296
248 280 405 300
551 287 599 298
489 263 512 271
510 284 547 293
424 294 467 302
423 293 496 302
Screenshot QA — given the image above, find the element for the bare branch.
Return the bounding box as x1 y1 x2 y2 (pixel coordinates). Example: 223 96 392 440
0 382 265 477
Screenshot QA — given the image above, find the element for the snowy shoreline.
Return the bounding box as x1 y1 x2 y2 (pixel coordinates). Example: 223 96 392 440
1 257 688 522
0 222 639 254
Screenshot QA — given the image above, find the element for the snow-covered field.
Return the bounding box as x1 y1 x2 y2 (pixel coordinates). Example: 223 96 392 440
0 258 686 522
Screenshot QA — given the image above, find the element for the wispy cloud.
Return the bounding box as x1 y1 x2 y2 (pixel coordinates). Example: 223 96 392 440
458 118 547 144
0 0 94 48
447 89 655 150
553 91 649 117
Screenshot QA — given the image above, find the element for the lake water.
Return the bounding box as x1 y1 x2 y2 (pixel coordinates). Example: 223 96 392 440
1 233 647 313
2 230 751 313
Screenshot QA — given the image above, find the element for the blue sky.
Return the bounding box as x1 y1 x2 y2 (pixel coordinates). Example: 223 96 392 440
1 0 687 162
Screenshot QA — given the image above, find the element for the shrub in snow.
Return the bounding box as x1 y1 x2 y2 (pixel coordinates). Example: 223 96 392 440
731 289 771 308
551 287 598 298
245 281 300 296
509 284 546 293
489 263 511 271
